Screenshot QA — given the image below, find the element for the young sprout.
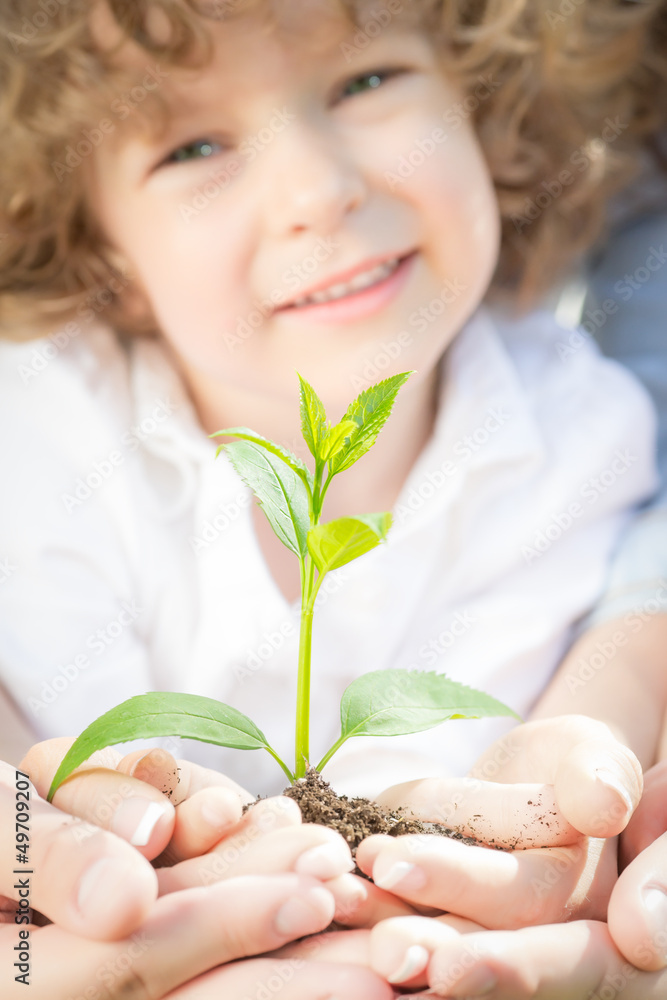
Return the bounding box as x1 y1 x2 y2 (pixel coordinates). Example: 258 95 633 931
48 373 518 801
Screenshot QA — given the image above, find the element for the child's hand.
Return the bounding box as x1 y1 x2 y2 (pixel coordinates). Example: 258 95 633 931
22 737 252 864
354 717 641 929
22 738 414 925
1 759 395 1000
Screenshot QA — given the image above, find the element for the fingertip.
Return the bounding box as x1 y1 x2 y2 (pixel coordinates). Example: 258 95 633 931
195 786 244 832
356 834 394 874
119 747 180 799
370 916 454 983
556 741 643 837
610 835 667 971
248 795 302 831
73 850 158 940
327 872 369 923
19 738 77 796
273 883 336 938
110 796 175 858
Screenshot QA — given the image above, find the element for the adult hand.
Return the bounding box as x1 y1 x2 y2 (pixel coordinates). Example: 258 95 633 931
368 916 667 998
365 760 667 998
1 760 394 999
357 717 641 928
609 758 667 972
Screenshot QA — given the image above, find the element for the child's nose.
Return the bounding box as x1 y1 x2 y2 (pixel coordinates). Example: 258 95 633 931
263 123 367 237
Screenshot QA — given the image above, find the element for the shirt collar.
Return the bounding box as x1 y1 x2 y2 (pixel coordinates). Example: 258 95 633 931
127 306 547 525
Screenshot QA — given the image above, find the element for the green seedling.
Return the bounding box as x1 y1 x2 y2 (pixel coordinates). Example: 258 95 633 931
48 372 518 801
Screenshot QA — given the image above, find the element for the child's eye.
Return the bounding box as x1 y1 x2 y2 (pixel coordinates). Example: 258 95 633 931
339 68 407 100
165 139 223 164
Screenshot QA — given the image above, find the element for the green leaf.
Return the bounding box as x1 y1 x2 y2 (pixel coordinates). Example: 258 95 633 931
47 693 285 802
320 420 357 463
298 374 328 460
339 670 520 741
329 372 413 475
307 513 392 574
223 440 310 558
212 427 313 491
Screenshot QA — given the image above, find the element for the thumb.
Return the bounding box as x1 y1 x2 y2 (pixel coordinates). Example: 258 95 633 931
553 735 643 838
608 831 667 971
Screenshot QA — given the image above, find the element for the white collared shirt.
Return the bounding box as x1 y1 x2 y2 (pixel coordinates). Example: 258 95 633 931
0 307 657 797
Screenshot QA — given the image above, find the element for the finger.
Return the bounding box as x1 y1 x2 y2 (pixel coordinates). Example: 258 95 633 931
553 737 643 838
471 718 643 838
609 832 667 971
18 744 175 860
2 875 339 1000
157 795 301 891
325 872 421 927
416 921 667 1000
356 832 612 927
376 778 578 848
160 786 244 864
118 751 254 806
165 959 394 1000
621 760 667 865
0 765 157 940
158 807 353 894
20 738 123 792
370 915 459 986
116 748 180 799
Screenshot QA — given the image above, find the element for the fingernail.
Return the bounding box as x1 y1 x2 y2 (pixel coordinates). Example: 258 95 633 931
130 748 172 780
111 797 172 846
642 885 667 962
374 861 426 891
595 769 634 815
77 858 129 915
274 886 334 936
331 872 369 920
295 842 355 879
388 944 430 983
447 964 497 997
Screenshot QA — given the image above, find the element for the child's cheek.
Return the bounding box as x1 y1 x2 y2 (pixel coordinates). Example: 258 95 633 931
394 122 500 302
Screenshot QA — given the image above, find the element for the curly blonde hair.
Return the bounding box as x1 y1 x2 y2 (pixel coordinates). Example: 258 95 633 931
0 0 658 338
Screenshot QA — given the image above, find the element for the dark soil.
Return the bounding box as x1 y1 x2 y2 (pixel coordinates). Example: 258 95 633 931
281 767 481 855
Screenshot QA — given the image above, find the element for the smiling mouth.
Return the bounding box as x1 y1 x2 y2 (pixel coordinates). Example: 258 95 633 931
277 252 416 311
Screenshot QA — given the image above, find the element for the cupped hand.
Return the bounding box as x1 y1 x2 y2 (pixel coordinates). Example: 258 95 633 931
164 930 394 1000
609 759 667 972
368 916 667 999
22 737 251 864
355 716 641 929
1 758 395 1000
363 759 667 998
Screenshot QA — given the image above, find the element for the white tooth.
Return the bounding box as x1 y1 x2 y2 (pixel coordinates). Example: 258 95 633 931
296 257 402 307
307 292 331 305
347 269 379 292
326 282 353 299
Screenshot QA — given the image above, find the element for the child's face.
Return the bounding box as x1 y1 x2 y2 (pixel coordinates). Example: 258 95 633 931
86 1 500 417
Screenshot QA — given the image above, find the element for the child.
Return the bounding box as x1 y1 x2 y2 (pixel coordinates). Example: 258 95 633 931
0 0 657 808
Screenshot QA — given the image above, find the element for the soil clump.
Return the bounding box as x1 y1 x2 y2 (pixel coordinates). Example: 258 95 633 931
282 768 480 854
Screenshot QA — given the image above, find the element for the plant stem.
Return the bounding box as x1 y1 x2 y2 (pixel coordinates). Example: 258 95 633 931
315 733 348 773
265 746 295 784
295 558 316 778
294 455 328 780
